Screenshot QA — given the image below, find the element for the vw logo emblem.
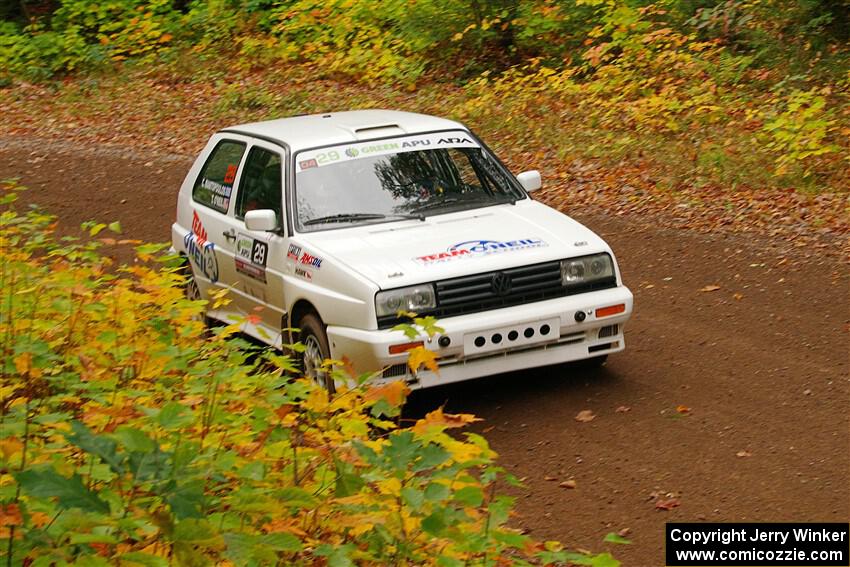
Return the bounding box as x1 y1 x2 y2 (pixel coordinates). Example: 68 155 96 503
491 272 512 296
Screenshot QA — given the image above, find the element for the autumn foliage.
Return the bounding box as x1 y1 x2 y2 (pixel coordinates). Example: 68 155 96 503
0 180 620 565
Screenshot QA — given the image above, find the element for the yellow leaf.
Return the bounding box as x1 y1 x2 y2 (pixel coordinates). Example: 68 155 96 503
407 346 438 374
412 407 480 434
365 380 409 406
13 353 31 375
0 437 23 460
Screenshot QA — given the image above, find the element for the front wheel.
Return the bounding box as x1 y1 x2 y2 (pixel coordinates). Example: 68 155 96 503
298 313 335 393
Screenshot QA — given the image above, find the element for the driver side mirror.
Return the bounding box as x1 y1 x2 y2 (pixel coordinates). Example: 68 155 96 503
516 170 542 193
244 209 278 232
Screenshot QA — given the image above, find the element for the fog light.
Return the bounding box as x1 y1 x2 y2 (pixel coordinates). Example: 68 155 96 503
575 311 586 322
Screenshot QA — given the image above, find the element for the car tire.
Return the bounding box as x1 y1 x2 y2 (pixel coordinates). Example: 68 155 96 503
182 260 209 326
298 313 335 393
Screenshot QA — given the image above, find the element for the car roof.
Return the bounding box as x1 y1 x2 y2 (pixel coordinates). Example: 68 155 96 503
223 110 469 152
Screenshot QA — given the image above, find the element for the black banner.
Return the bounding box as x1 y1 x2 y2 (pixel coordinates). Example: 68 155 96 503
666 523 849 566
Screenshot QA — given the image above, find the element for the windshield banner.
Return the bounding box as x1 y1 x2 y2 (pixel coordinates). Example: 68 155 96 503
296 132 481 172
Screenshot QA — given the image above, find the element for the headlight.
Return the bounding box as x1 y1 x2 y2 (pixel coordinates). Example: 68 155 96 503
376 284 437 317
560 253 614 286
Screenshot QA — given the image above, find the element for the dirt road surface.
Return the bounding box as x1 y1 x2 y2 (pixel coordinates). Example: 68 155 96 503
2 137 848 565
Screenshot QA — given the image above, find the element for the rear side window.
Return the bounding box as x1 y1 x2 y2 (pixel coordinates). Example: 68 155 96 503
235 147 283 221
193 140 246 213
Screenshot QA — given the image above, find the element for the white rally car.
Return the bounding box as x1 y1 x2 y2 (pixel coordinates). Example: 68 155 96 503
173 110 633 390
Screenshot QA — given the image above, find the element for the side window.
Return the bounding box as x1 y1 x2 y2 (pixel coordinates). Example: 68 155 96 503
193 140 246 213
235 147 283 222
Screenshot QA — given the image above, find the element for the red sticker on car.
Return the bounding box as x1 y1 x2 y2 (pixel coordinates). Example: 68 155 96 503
224 164 238 184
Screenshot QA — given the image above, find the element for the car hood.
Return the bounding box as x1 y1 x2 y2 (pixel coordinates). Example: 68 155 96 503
297 200 612 289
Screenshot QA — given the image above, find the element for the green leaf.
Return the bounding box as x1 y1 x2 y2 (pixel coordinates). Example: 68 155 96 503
114 426 156 453
156 402 194 429
603 532 632 545
172 518 221 545
69 533 119 544
413 444 449 472
454 486 484 507
166 480 205 519
108 221 122 233
262 532 302 552
315 543 355 567
272 486 318 509
401 487 424 511
424 482 450 502
67 420 124 474
16 466 110 514
494 530 529 548
422 510 447 536
238 460 265 481
588 552 621 567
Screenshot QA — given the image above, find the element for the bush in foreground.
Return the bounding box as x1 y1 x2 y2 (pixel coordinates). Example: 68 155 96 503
0 181 619 566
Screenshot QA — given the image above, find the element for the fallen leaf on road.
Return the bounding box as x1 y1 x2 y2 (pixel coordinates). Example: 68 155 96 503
676 405 691 414
559 479 577 489
575 410 596 422
733 293 743 300
618 527 632 537
544 475 558 482
700 285 721 292
655 498 680 511
603 531 632 544
645 284 655 289
615 405 631 413
736 450 752 458
482 425 495 433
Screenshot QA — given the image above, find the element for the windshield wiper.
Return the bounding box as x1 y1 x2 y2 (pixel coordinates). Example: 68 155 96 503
304 212 424 226
412 194 517 214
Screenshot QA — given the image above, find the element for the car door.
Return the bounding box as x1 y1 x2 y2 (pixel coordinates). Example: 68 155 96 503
229 140 289 338
186 137 248 319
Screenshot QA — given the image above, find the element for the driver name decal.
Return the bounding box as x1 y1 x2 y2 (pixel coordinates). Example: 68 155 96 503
415 238 547 264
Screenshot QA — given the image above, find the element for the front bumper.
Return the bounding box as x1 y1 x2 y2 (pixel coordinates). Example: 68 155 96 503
327 285 633 389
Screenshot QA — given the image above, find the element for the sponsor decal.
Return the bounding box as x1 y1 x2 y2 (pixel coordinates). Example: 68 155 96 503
184 231 219 283
234 233 269 282
287 244 301 261
296 132 481 172
191 210 208 245
236 258 267 283
294 267 312 281
200 176 234 211
223 164 238 184
415 238 547 264
401 139 431 149
299 251 323 269
437 137 474 145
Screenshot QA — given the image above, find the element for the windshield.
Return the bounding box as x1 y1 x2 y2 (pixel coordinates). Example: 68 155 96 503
294 131 525 232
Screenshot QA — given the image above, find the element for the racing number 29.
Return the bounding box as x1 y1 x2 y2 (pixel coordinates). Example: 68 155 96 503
316 151 340 164
251 241 268 267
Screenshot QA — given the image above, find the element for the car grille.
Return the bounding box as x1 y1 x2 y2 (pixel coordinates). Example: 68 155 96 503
377 260 616 329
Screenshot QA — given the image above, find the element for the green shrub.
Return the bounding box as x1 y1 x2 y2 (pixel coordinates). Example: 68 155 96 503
0 181 618 566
